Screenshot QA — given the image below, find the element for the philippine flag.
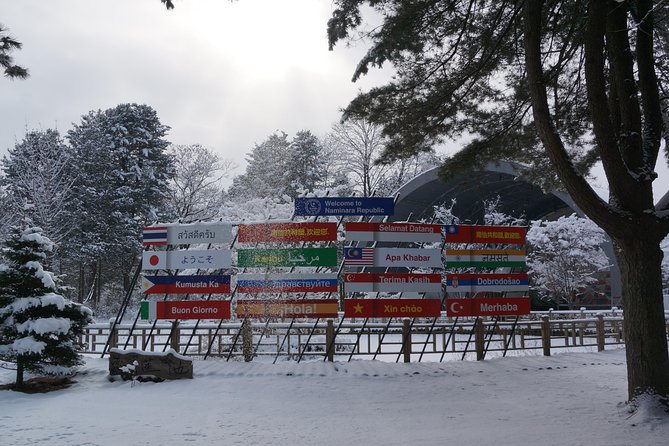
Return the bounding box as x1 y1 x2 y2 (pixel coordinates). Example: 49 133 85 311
344 247 374 266
143 226 168 245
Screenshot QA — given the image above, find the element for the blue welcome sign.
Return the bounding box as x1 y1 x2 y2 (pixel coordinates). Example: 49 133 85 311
294 197 395 216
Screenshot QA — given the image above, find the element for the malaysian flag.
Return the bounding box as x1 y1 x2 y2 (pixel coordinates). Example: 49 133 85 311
344 247 374 266
143 226 168 245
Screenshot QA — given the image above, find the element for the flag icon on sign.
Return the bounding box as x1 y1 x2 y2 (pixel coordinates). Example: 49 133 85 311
444 224 458 235
344 247 374 266
143 226 168 245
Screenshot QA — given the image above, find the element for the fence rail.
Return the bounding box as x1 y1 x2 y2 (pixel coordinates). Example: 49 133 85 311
81 309 669 362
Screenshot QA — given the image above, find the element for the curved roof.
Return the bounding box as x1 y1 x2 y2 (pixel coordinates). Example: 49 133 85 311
390 161 621 300
391 161 578 223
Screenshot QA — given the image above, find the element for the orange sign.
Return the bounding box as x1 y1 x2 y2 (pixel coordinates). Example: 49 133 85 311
237 222 337 242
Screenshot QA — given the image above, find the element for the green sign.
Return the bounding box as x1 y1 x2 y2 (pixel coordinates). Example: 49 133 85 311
237 248 338 267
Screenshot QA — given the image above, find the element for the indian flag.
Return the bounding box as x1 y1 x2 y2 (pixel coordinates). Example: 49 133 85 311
445 249 526 268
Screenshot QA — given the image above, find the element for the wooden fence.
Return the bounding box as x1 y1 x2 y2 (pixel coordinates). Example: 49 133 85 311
81 309 669 362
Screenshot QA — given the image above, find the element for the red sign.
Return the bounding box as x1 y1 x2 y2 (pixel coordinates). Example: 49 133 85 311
235 299 339 318
444 225 526 245
237 222 337 243
343 299 441 318
445 297 531 317
156 300 231 320
344 273 442 293
345 222 442 242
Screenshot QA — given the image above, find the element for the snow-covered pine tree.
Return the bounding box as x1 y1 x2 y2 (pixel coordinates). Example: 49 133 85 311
66 103 175 303
0 226 92 390
1 129 77 245
283 130 326 198
227 132 291 199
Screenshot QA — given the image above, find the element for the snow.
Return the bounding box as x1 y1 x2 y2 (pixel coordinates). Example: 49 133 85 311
0 348 667 445
2 336 46 355
24 261 57 289
2 293 67 313
16 317 72 336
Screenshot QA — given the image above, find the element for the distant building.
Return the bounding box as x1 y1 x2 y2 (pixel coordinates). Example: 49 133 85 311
390 161 621 307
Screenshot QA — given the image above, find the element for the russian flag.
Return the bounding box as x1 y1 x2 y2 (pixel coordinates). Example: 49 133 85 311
143 226 168 245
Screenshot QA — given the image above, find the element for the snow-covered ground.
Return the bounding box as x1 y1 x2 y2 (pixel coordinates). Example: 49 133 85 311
0 347 667 446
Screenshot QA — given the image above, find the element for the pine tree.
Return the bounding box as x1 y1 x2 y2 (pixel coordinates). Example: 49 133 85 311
0 226 92 390
66 103 175 302
0 24 28 79
1 129 77 245
328 0 669 401
284 130 325 198
228 132 291 199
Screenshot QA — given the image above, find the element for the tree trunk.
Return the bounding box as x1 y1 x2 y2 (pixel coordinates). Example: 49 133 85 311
616 236 669 399
15 358 24 391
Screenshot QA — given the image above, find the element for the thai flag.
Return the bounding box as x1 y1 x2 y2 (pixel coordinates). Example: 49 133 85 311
143 226 168 245
344 247 374 266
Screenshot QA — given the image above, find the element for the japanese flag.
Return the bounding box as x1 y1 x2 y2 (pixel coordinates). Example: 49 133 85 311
142 251 167 270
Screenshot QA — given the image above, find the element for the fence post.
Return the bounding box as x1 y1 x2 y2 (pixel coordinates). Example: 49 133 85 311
402 319 411 363
108 319 118 350
242 319 253 362
475 318 485 360
170 320 180 352
541 315 551 356
326 319 334 362
596 314 605 352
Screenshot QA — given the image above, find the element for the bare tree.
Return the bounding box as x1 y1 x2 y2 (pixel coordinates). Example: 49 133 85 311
167 144 235 222
327 119 393 196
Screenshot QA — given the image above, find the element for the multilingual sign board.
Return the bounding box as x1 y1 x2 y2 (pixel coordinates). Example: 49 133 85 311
343 273 442 293
345 222 442 243
142 275 231 294
143 222 232 246
343 298 441 318
237 222 337 243
444 249 526 268
344 247 443 269
294 197 394 216
140 300 231 320
445 297 531 317
445 273 529 294
236 274 338 293
235 299 339 318
142 250 232 270
237 248 338 267
443 224 526 245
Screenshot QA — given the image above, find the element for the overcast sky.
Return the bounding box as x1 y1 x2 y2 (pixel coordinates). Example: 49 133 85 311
0 0 390 177
1 0 668 200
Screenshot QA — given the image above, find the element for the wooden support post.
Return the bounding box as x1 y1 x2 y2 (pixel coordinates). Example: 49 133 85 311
541 315 551 356
475 318 485 361
596 314 605 352
241 319 253 362
108 320 118 350
326 319 335 362
170 320 180 352
402 319 411 363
